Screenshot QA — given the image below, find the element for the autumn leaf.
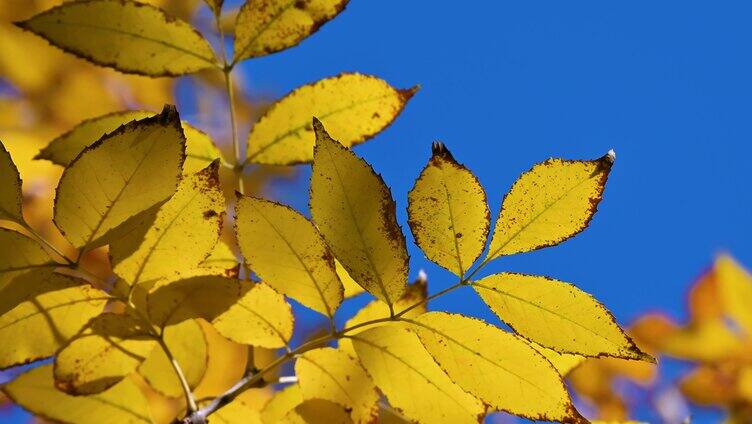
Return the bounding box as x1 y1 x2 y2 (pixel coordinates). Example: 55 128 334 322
54 105 186 251
0 229 54 283
486 151 615 260
295 347 379 423
407 142 490 277
110 161 225 287
4 365 152 423
310 118 409 309
261 384 304 423
233 0 348 63
408 312 582 422
351 324 485 423
336 260 366 298
212 282 294 349
16 0 218 76
37 110 224 174
0 270 108 369
0 141 24 224
54 312 157 395
147 273 243 327
474 273 651 361
246 74 417 165
715 254 752 336
235 195 343 317
287 399 355 424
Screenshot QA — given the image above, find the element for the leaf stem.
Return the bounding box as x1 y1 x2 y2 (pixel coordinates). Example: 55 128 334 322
158 336 199 413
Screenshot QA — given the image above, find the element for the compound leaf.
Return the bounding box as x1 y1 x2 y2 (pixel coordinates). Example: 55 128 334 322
310 119 408 308
3 365 151 424
246 74 417 165
15 0 218 76
54 312 157 395
407 143 489 276
212 282 294 348
233 0 348 62
138 319 208 397
110 162 225 286
474 273 651 361
235 196 343 317
0 271 107 369
351 324 485 424
295 347 378 423
0 141 24 224
37 110 223 174
54 105 186 250
409 312 581 422
487 152 615 260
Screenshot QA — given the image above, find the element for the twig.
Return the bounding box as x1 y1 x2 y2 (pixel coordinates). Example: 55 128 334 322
159 337 199 413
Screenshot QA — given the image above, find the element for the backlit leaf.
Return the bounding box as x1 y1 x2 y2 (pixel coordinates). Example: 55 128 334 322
54 312 157 395
147 273 242 327
235 195 343 317
200 240 240 277
233 0 348 62
54 105 185 250
474 273 651 360
0 229 53 282
409 312 581 422
310 118 409 308
213 282 294 348
0 271 107 369
407 143 489 276
261 384 303 423
487 152 615 260
338 278 427 355
530 343 587 377
110 162 225 286
37 110 223 174
138 319 208 397
336 259 365 298
246 74 416 165
351 324 485 423
16 0 218 76
295 347 378 423
3 365 151 424
715 254 752 336
213 397 264 424
0 141 24 224
286 399 354 424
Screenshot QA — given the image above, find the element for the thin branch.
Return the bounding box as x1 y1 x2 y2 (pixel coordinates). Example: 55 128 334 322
158 337 199 413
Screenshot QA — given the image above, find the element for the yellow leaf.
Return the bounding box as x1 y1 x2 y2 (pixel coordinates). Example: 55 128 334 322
37 110 222 174
530 342 586 377
3 365 152 423
0 229 53 283
474 273 650 361
407 143 489 276
351 324 485 424
54 312 157 395
408 312 581 422
261 384 304 423
138 319 208 397
486 152 614 260
285 399 355 424
336 259 365 298
213 282 294 348
147 273 243 327
715 254 752 336
200 240 239 277
54 105 186 250
295 347 378 423
246 74 416 165
110 162 225 286
36 110 153 166
16 0 218 76
235 195 343 317
0 141 24 224
213 397 264 424
310 119 409 308
233 0 348 62
338 278 426 355
0 270 107 369
193 320 250 400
